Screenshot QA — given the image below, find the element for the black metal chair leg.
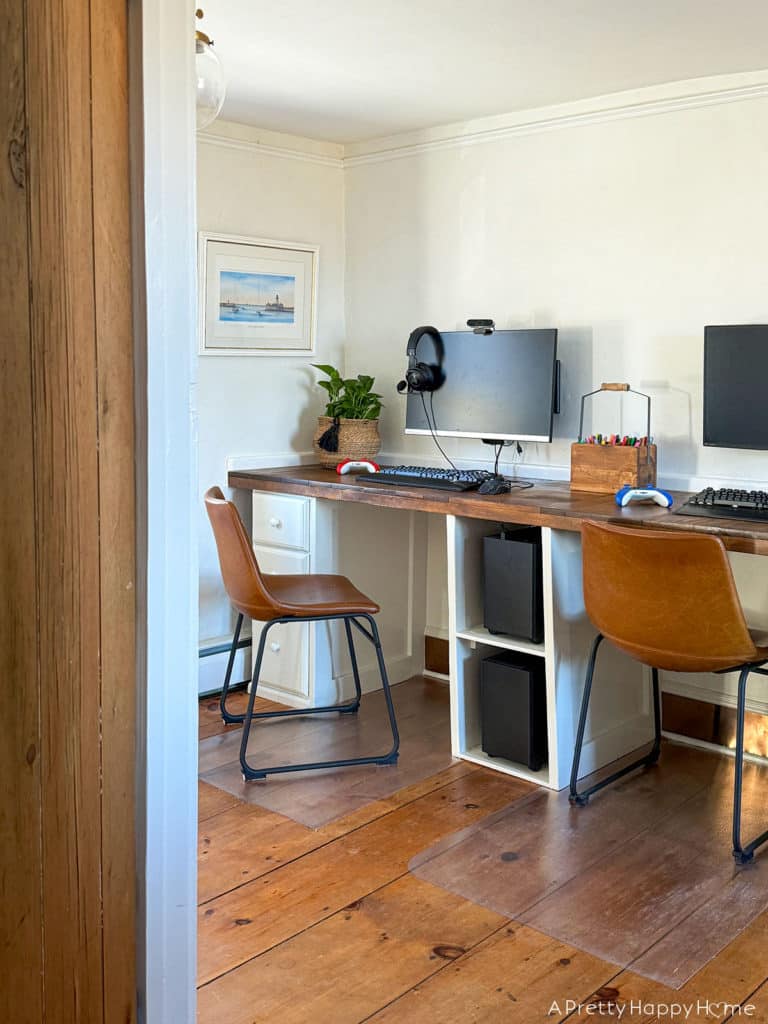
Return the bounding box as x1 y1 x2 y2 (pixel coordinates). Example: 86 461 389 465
570 634 661 806
569 633 603 805
363 612 400 760
220 613 245 724
649 667 662 764
339 617 362 714
732 665 768 864
239 611 401 781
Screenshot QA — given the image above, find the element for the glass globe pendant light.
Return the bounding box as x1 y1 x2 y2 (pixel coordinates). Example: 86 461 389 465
196 8 226 130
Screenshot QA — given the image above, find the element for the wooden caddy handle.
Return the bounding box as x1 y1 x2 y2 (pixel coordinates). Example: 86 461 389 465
600 382 630 391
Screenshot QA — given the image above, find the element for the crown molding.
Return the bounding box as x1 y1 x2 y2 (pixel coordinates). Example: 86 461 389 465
199 73 768 171
197 130 344 169
344 74 768 167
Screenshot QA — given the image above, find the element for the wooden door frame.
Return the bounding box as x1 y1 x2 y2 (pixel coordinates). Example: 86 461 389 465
132 1 199 1020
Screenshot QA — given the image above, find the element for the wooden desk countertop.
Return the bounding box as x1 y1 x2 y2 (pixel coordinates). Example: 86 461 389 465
229 465 768 556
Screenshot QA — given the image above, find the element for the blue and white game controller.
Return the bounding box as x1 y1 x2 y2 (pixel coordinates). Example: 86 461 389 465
615 486 673 508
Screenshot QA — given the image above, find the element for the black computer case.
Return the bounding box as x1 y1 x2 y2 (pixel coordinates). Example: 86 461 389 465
483 526 543 642
480 651 548 770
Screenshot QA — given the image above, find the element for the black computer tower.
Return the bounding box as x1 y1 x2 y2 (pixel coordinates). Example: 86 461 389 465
480 651 548 770
483 526 543 642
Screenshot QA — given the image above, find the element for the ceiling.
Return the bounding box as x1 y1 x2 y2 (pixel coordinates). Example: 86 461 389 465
208 0 768 143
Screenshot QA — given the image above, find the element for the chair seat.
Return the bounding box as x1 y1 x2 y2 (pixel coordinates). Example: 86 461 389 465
265 573 380 618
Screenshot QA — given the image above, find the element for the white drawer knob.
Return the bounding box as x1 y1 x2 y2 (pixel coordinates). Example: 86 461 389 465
270 641 281 653
269 517 283 529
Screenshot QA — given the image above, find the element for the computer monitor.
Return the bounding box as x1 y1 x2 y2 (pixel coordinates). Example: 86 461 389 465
704 325 768 450
404 329 558 443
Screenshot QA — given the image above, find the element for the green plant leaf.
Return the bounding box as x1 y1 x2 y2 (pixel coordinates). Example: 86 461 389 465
312 363 342 382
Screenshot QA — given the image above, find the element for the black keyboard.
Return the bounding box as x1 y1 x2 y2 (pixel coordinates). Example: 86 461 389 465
676 487 768 523
357 465 495 492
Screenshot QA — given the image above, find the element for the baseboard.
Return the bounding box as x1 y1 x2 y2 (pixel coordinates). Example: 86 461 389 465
423 669 450 685
661 674 768 717
198 637 250 696
252 651 423 709
226 450 314 472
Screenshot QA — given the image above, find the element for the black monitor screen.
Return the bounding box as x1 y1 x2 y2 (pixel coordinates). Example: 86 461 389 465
404 329 558 443
704 325 768 450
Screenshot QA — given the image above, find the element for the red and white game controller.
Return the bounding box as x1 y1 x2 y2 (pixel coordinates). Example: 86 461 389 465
336 459 380 475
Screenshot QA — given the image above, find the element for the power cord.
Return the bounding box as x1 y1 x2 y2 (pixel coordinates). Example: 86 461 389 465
495 440 534 489
420 391 458 470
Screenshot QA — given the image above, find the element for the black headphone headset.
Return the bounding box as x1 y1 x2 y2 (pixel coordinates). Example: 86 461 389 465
396 326 444 394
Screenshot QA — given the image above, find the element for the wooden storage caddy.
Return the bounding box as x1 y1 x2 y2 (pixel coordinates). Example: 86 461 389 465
571 443 657 493
572 381 656 493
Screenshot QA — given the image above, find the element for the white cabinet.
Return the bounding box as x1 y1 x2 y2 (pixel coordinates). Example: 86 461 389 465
251 545 310 700
447 515 655 790
249 490 428 709
250 493 325 706
252 492 310 550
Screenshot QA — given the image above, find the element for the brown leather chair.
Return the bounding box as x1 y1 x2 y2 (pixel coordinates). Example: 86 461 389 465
571 520 768 863
204 486 399 779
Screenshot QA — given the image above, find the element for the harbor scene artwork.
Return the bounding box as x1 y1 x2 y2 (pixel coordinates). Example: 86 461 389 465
218 270 296 325
200 233 318 355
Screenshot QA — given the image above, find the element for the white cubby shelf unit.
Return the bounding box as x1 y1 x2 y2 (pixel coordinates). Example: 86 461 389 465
446 515 655 791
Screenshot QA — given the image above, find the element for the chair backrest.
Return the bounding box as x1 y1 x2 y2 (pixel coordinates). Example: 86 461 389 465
581 520 758 672
204 486 279 621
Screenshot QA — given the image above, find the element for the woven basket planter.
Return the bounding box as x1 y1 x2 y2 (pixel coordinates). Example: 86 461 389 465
313 416 381 468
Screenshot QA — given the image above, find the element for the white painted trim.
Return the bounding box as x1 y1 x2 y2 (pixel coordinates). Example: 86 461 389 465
133 0 198 1021
406 427 552 443
378 448 571 482
226 450 315 471
423 669 450 685
344 72 768 166
200 74 768 171
197 129 344 168
198 637 250 696
661 675 768 718
425 625 450 642
662 730 768 769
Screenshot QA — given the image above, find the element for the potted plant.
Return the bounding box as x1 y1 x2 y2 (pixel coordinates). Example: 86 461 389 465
312 364 383 468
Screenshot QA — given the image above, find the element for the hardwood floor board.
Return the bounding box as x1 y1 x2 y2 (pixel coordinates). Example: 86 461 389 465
199 677 456 828
586 908 768 1023
199 763 477 905
743 978 768 1023
521 831 725 975
197 874 507 1024
198 781 241 823
410 743 713 918
199 802 319 904
364 919 612 1024
199 692 285 742
197 770 530 984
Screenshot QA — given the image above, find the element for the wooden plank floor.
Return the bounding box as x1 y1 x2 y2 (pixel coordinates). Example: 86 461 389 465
198 684 768 1023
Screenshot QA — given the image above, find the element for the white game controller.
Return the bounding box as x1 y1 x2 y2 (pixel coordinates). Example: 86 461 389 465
615 486 673 508
336 458 380 475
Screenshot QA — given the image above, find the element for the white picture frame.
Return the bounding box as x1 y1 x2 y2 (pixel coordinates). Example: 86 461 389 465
198 232 319 356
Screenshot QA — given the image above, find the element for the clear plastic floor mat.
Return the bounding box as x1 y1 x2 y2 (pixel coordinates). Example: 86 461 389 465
410 742 768 989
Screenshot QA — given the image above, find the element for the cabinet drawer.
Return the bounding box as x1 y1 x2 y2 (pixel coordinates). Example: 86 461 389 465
252 546 310 699
252 492 310 550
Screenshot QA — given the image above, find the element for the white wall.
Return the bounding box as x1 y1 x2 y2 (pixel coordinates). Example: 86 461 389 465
345 84 768 636
196 123 345 679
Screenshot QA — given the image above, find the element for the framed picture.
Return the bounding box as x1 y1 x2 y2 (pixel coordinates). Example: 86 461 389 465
198 232 319 356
